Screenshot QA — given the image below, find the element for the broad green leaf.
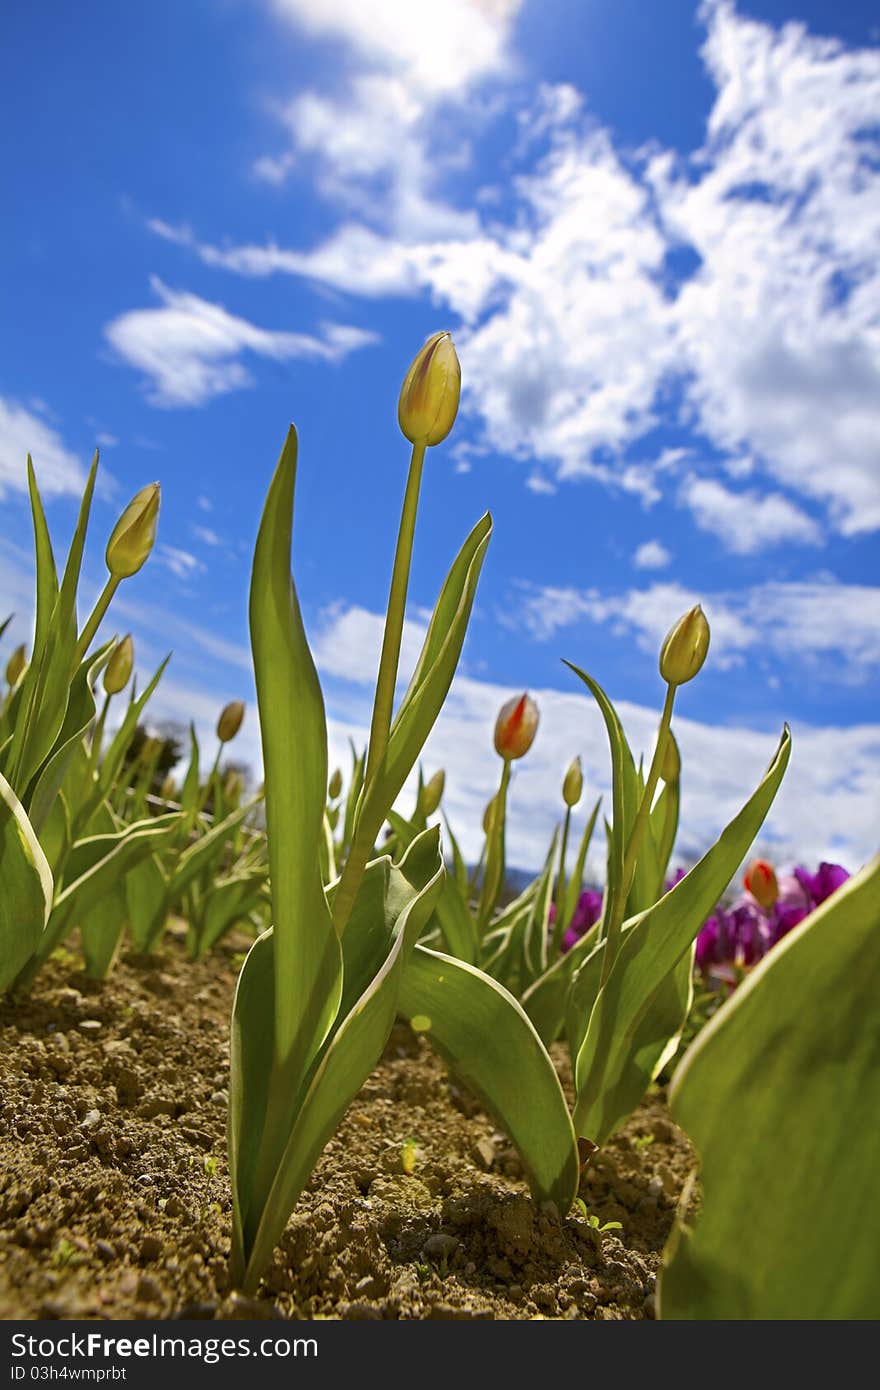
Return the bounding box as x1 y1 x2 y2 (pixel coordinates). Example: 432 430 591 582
660 857 880 1320
441 809 469 896
7 455 98 794
126 854 169 951
0 770 53 991
179 722 201 827
249 427 341 1078
387 808 476 964
650 777 679 900
28 643 111 834
563 662 639 963
399 945 579 1213
521 914 602 1046
36 813 178 969
27 456 59 658
166 799 254 903
81 883 127 978
573 726 791 1146
95 656 170 805
522 829 558 985
562 796 601 930
358 514 492 848
231 826 443 1290
197 874 265 956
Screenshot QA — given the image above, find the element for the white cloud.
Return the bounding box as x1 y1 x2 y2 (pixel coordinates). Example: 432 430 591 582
516 576 880 680
104 277 378 407
680 475 822 553
191 524 221 547
157 544 205 580
147 3 880 537
633 539 672 570
270 0 520 97
652 0 880 535
0 397 88 500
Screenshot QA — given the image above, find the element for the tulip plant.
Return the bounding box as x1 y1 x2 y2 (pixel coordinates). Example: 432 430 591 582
0 456 182 992
0 334 803 1309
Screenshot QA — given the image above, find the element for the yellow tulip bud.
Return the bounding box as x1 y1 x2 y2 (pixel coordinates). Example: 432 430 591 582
418 769 445 817
5 643 27 687
494 693 539 761
660 730 681 783
105 483 160 578
328 768 343 800
217 699 245 743
398 332 461 447
659 604 710 686
104 634 134 695
562 756 583 808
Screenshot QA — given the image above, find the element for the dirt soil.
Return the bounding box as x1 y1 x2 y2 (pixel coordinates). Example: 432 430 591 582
0 928 694 1321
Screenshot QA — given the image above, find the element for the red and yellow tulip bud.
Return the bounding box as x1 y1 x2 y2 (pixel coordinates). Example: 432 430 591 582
398 332 461 447
660 730 681 784
418 769 445 817
328 768 343 800
562 756 583 808
217 699 245 743
105 483 160 578
103 634 134 695
5 643 27 687
744 858 779 910
659 604 710 686
494 693 539 761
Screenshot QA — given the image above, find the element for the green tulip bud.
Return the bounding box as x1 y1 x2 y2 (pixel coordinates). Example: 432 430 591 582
5 643 27 687
660 730 681 783
562 756 583 808
418 769 445 817
217 699 245 743
103 634 134 695
659 604 710 686
398 332 461 447
482 797 495 836
159 774 177 801
328 768 343 800
105 483 160 578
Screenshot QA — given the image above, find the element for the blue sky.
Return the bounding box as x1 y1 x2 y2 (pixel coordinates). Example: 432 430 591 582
2 0 878 872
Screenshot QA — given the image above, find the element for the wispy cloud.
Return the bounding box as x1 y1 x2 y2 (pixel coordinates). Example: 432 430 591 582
0 396 88 500
150 2 880 537
516 576 880 679
633 539 672 571
104 277 379 407
680 476 822 553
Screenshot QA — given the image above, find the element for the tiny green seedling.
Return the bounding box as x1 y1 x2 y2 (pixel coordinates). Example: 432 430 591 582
633 1133 656 1154
400 1138 418 1175
573 1198 622 1234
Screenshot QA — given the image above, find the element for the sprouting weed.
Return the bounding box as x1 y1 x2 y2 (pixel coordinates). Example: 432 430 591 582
633 1133 656 1154
51 1237 83 1268
400 1138 418 1175
573 1199 622 1235
203 1155 219 1179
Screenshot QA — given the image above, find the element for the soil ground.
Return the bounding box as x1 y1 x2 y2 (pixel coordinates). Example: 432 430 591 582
0 927 693 1320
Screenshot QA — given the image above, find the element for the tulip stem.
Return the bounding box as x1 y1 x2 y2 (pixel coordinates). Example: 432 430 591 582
550 806 572 959
364 440 426 791
477 758 511 931
601 683 676 984
73 575 120 667
88 692 111 774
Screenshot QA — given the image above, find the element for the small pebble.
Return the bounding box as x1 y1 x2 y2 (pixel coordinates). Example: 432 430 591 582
423 1233 459 1262
79 1020 102 1034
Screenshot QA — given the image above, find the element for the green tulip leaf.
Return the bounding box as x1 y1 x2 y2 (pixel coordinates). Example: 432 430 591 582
660 857 880 1320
